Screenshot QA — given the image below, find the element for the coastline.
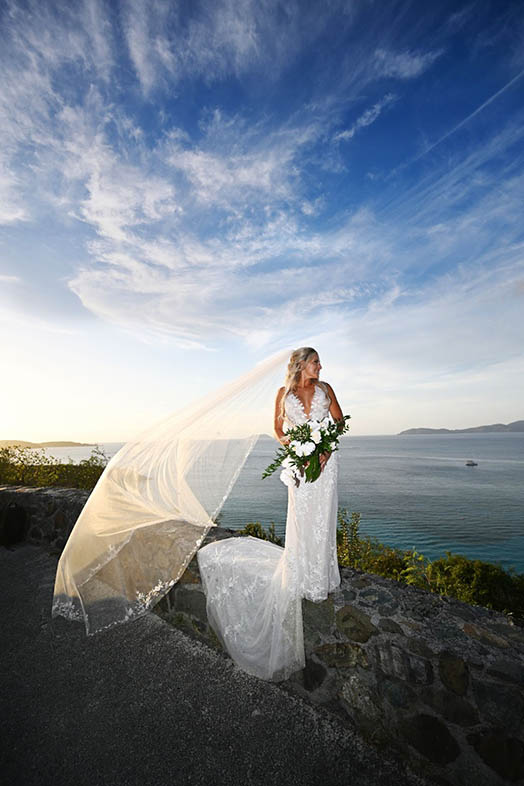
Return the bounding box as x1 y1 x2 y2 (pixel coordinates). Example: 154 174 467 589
2 434 523 573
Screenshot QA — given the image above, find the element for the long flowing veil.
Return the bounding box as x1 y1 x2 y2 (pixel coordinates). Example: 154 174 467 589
52 349 290 635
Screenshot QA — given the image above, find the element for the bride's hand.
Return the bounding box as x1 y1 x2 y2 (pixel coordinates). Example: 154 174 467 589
319 451 331 472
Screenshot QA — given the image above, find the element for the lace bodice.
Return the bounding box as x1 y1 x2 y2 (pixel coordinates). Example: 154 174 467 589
284 383 330 426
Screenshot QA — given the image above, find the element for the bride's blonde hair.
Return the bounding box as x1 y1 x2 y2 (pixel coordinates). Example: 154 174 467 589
280 347 329 419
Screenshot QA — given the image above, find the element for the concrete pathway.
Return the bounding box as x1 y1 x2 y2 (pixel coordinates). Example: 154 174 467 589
1 544 425 786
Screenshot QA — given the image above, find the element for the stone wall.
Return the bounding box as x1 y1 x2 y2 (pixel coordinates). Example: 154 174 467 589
156 540 524 786
0 485 89 550
2 486 524 785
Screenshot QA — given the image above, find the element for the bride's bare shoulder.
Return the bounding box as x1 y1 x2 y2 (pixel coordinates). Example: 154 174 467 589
274 386 286 421
319 381 339 403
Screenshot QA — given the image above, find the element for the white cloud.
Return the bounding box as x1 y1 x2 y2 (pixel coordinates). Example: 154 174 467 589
312 256 524 433
122 0 349 94
0 1 118 227
123 0 158 94
59 93 524 363
161 108 323 213
407 68 524 167
385 120 524 239
0 274 22 284
374 47 442 79
0 163 28 224
334 93 397 142
446 4 476 33
81 163 179 243
82 0 115 80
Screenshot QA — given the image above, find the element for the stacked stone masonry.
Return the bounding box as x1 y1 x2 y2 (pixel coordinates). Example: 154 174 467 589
2 486 523 786
0 485 89 551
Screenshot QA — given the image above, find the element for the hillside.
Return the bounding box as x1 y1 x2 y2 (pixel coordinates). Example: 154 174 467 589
399 420 524 435
0 440 94 448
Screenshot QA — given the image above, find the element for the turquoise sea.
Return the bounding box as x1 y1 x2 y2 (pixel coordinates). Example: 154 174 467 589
43 433 524 573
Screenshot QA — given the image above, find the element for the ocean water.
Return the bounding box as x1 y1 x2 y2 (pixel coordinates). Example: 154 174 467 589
41 433 524 573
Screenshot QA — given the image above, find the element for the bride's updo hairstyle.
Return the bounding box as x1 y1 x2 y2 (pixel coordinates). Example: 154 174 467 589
280 347 330 418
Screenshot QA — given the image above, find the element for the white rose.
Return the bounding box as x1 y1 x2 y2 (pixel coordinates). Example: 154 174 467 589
282 456 294 469
308 420 320 431
310 430 321 444
280 468 297 488
302 441 316 456
291 441 305 457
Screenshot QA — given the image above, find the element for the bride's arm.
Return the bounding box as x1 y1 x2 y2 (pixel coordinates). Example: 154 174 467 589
320 382 344 471
325 382 344 426
274 387 290 445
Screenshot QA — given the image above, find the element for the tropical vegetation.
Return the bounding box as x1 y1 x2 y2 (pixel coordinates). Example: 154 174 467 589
0 445 107 490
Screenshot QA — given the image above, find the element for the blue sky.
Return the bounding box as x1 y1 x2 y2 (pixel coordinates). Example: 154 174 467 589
1 0 523 440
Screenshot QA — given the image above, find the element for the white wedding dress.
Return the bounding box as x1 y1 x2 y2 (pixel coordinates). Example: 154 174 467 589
197 383 340 682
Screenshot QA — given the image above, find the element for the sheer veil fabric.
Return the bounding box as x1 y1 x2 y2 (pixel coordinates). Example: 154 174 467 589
51 349 290 636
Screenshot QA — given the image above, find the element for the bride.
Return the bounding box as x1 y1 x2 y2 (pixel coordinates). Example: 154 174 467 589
51 346 344 682
198 347 344 681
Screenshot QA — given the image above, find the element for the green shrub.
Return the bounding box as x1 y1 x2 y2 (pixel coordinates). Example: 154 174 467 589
0 445 108 490
237 521 283 547
336 508 524 621
337 509 415 581
426 553 524 619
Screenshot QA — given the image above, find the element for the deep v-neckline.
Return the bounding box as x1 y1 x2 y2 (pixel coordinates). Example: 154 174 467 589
291 384 319 420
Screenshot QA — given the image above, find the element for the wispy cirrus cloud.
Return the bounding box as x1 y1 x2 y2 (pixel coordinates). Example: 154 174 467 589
38 81 523 360
407 68 524 167
334 93 397 142
67 123 524 362
0 162 28 225
163 109 323 212
122 0 354 94
373 47 443 79
0 273 22 284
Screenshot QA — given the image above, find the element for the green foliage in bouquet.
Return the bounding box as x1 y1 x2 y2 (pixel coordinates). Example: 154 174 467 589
261 443 291 480
263 415 351 485
0 445 108 490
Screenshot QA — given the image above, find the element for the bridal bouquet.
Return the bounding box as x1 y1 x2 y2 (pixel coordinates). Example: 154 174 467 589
262 414 350 487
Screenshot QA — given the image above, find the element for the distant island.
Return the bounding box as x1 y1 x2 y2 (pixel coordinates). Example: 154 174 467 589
0 440 95 448
399 420 524 435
